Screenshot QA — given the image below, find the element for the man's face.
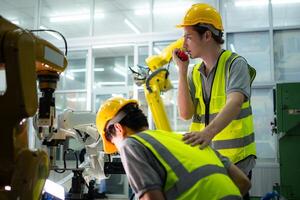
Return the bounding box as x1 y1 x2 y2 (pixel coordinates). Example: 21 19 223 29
183 26 206 59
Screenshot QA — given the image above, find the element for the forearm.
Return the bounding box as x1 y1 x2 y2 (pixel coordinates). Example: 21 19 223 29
140 190 165 200
177 74 194 120
206 92 243 137
227 164 251 196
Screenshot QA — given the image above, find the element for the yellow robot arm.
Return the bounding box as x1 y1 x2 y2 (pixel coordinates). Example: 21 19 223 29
141 38 184 131
0 16 67 200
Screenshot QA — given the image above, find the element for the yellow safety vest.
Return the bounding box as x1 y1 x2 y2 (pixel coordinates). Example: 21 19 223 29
131 130 242 200
190 50 256 164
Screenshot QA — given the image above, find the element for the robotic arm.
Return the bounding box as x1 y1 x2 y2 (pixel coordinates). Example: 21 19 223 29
52 110 124 199
57 110 108 182
0 16 67 199
131 38 186 131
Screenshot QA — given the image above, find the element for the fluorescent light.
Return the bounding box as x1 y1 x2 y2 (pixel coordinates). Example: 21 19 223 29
92 43 132 49
94 68 104 72
67 97 86 102
69 69 86 73
112 94 124 97
96 82 125 86
43 179 65 200
50 14 90 22
49 12 104 23
124 18 141 34
39 25 62 40
113 66 127 77
272 0 300 4
235 0 268 7
234 0 300 7
230 44 236 52
134 5 190 16
134 9 150 15
154 47 162 54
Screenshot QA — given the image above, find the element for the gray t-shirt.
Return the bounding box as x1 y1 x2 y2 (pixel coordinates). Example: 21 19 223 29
188 53 251 103
118 136 231 198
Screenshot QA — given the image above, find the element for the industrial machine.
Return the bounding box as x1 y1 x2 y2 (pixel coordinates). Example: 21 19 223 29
272 82 300 200
131 38 185 131
40 109 125 199
0 16 67 199
40 109 105 199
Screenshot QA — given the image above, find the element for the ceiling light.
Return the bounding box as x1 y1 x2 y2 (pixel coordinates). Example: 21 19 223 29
234 0 300 7
235 0 268 7
94 68 104 72
67 97 86 102
134 5 190 16
92 43 132 49
272 0 300 4
50 14 90 23
113 66 126 77
49 12 104 23
124 18 141 34
112 94 124 97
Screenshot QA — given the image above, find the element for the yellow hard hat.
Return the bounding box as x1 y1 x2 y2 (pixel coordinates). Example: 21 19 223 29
96 96 138 154
176 3 223 31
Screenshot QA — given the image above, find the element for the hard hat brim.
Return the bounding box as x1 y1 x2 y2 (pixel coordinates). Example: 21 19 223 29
176 23 192 28
101 131 118 154
98 98 138 154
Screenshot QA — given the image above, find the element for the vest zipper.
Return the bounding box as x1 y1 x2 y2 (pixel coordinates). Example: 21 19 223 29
202 50 225 126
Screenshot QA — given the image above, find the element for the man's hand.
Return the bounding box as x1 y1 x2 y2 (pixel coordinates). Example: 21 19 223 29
172 48 189 75
182 129 215 149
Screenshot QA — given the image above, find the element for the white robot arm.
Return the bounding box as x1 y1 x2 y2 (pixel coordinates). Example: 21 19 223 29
57 109 108 183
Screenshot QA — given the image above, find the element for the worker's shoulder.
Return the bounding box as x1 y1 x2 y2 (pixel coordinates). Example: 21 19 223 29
121 137 147 150
229 55 248 72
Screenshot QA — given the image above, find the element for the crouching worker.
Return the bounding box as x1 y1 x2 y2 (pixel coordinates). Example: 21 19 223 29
96 97 251 200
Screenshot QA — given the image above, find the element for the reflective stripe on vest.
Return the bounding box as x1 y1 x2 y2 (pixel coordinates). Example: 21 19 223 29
213 132 255 149
190 50 256 163
193 106 253 124
134 131 241 200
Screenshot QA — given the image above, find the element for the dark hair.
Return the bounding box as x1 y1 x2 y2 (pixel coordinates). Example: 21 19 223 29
192 24 224 44
105 103 148 141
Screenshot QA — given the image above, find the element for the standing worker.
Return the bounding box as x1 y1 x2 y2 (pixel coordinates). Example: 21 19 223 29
96 96 251 200
173 3 256 200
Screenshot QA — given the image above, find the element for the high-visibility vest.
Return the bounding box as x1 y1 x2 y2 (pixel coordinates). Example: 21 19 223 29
131 130 242 200
190 50 256 164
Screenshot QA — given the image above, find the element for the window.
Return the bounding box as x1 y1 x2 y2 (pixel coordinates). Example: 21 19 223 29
227 32 272 84
40 0 91 40
93 46 134 87
222 0 269 30
252 89 276 160
58 50 87 90
272 0 300 27
274 29 300 82
94 0 150 36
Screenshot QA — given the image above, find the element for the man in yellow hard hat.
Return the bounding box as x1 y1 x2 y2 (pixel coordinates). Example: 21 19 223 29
173 3 256 200
96 96 251 200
